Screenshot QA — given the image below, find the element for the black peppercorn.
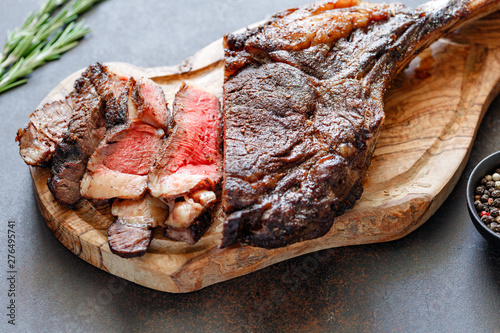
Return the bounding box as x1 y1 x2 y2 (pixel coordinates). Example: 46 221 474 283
474 169 500 236
475 200 483 209
481 194 490 203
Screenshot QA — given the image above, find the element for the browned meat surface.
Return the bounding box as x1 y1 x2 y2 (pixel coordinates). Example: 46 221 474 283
109 195 168 257
74 62 129 128
81 76 171 202
16 98 74 166
108 217 153 258
132 78 171 130
45 63 163 206
149 83 222 244
47 76 106 206
164 207 215 245
116 77 171 130
163 190 218 245
222 0 500 248
16 62 129 169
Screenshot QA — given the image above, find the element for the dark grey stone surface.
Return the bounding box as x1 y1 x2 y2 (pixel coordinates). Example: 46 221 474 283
1 0 499 332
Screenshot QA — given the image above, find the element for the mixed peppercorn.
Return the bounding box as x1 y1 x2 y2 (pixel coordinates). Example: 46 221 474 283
474 168 500 233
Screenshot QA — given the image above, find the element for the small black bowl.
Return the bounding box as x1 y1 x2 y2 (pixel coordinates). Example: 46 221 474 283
467 151 500 247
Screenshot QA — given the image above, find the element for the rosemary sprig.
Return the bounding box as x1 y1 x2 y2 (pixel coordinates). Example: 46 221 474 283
0 0 103 94
0 0 68 67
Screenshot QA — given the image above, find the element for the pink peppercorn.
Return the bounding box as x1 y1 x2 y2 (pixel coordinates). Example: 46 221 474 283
481 211 490 217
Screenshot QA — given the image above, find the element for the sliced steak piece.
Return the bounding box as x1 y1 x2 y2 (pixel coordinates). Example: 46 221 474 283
221 0 500 248
111 194 169 227
108 218 154 258
46 63 163 206
108 194 168 257
164 190 217 245
148 83 222 244
16 98 74 166
81 123 164 200
115 76 171 128
47 80 106 206
132 78 171 130
75 62 129 128
148 83 222 198
16 63 129 169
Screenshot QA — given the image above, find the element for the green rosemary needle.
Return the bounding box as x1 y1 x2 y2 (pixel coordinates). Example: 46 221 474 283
0 0 103 94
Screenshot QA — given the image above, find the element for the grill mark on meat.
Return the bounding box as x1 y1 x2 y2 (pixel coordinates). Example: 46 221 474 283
222 0 500 248
118 78 138 121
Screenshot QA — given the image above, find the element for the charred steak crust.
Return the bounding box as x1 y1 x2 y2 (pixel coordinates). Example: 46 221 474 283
48 63 132 207
75 62 128 128
163 207 215 245
48 80 106 206
16 98 74 167
221 0 489 248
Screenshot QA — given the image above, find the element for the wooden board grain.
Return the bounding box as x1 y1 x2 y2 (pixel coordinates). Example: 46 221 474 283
30 13 500 293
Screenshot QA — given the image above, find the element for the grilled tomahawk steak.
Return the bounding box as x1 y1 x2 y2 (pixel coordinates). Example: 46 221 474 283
221 0 500 248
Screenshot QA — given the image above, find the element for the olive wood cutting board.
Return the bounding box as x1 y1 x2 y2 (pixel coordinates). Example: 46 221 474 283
30 13 500 292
